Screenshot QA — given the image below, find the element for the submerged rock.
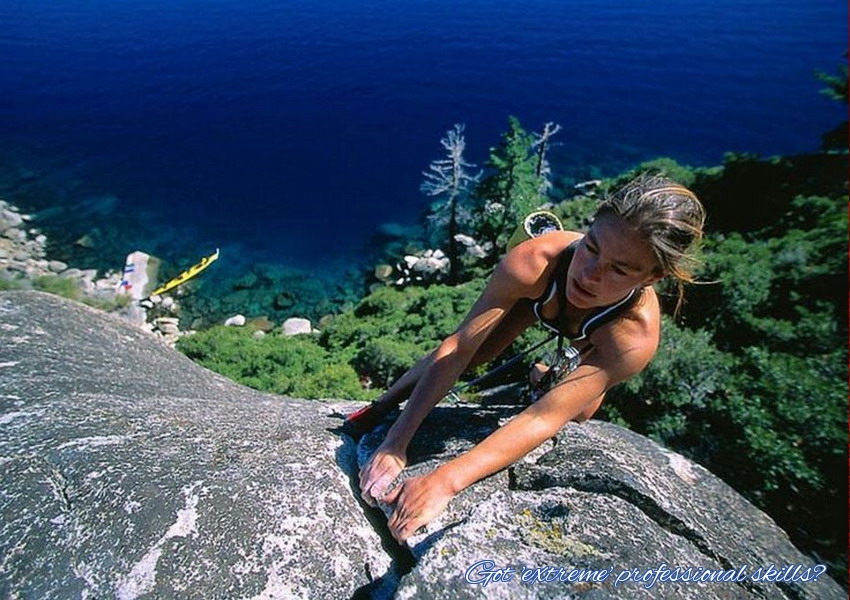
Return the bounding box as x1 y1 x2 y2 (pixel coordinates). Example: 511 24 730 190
374 263 394 282
223 313 247 326
248 315 276 332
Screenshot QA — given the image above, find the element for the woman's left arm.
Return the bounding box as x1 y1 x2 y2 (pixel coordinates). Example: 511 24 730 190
384 321 657 542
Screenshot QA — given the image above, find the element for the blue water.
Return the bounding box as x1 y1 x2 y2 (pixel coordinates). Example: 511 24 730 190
0 0 846 270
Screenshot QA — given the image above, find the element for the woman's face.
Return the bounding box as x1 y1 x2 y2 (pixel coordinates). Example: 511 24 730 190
566 214 663 309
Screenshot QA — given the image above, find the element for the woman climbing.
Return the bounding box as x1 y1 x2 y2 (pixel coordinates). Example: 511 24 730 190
355 173 707 543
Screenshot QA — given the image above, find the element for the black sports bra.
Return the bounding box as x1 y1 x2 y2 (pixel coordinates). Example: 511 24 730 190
531 241 640 342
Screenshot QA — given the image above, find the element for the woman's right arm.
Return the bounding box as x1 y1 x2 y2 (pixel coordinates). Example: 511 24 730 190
358 295 510 505
358 235 570 505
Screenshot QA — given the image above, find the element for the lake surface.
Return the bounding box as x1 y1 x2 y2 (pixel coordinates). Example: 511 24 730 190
0 0 846 271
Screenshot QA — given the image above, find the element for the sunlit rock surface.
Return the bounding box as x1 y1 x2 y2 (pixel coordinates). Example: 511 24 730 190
0 291 392 599
0 290 844 599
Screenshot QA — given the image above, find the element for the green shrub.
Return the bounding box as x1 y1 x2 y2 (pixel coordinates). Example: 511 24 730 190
551 196 597 231
683 193 847 354
602 318 734 451
32 275 80 300
81 292 134 312
297 363 370 400
0 276 23 291
353 338 424 388
176 326 372 400
321 282 483 360
605 157 707 190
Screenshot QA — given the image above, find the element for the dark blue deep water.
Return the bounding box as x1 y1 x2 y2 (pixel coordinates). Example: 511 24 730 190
0 0 846 272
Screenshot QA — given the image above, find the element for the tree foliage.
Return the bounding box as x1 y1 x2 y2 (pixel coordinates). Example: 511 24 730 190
815 59 849 104
473 116 550 262
683 193 847 353
815 55 849 151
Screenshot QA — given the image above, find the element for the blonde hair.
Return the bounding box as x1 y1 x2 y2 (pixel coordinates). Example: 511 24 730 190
595 173 706 314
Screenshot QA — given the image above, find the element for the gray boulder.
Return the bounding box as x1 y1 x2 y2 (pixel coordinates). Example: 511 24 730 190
359 408 845 599
0 291 393 599
0 291 844 599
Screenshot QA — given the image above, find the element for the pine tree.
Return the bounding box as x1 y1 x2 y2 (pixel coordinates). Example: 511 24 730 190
532 122 562 194
473 117 554 261
814 55 848 151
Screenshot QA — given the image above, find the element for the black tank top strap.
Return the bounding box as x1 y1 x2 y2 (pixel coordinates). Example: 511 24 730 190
571 287 640 342
532 240 641 342
532 243 575 335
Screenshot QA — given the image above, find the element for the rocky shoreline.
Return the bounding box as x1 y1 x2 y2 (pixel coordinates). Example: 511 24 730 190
0 199 118 296
0 198 323 345
0 198 198 345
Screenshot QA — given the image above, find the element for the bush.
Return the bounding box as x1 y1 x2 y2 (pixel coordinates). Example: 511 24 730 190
602 318 734 453
353 338 424 389
176 326 373 400
605 157 707 190
683 193 847 354
0 276 23 291
321 282 483 361
32 275 80 300
296 363 371 400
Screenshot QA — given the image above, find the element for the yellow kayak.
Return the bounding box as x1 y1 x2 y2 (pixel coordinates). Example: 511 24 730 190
148 248 220 297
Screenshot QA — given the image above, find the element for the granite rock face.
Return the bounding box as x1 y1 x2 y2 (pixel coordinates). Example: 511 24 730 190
0 291 844 599
0 291 393 599
358 414 845 599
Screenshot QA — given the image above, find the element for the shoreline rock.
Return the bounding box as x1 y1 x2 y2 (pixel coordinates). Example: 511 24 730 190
0 198 191 346
1 198 124 302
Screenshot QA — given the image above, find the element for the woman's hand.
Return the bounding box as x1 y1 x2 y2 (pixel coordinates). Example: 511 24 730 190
383 468 456 543
359 447 407 507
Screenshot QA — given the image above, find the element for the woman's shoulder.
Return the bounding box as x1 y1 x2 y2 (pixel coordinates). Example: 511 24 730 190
499 231 584 287
590 287 662 379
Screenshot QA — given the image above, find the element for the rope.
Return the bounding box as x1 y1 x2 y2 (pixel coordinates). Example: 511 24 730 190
445 333 559 401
